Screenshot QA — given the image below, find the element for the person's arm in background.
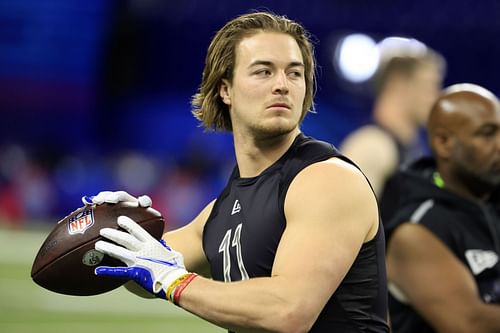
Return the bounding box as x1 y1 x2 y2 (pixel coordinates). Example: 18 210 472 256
340 125 398 196
387 223 500 333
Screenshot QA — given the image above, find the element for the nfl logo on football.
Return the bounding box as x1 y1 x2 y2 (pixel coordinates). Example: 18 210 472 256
68 209 94 235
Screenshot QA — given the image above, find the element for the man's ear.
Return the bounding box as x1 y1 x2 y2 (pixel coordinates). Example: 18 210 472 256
432 127 454 160
219 79 231 105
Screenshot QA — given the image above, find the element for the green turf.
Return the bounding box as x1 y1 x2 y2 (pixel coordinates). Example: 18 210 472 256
0 228 225 333
0 311 222 333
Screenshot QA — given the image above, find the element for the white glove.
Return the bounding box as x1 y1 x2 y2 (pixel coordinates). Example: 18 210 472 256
95 216 195 302
82 191 152 208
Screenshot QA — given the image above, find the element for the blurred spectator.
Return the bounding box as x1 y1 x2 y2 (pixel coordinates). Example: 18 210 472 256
0 144 58 226
340 37 446 223
385 83 500 333
0 145 27 225
0 141 227 229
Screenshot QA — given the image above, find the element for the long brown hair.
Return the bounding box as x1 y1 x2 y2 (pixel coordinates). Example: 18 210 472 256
191 11 317 131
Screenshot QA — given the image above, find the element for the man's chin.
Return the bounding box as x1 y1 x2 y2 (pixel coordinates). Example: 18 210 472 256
252 125 297 141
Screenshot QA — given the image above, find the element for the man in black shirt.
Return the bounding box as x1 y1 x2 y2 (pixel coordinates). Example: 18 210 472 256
84 11 389 332
386 83 500 332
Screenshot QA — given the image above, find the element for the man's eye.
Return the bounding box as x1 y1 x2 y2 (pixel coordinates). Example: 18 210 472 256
255 69 271 76
479 126 498 137
253 68 271 76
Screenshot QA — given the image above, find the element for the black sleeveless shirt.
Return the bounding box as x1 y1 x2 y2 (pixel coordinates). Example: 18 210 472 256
202 133 389 332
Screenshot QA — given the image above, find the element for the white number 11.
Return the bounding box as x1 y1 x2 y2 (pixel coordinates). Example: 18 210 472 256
218 223 249 282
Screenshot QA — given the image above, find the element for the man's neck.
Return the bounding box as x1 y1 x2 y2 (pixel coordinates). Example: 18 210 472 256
374 94 418 145
233 129 300 178
439 167 494 203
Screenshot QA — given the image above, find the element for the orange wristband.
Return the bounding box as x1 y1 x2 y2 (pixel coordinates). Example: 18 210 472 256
173 273 198 306
165 273 190 303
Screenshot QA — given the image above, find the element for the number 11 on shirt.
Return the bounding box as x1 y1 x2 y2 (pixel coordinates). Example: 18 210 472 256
218 223 249 282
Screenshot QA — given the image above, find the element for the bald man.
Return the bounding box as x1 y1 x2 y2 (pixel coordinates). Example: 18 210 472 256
385 83 500 333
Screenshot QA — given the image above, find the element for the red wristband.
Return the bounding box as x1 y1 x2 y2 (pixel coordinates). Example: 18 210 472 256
173 273 199 306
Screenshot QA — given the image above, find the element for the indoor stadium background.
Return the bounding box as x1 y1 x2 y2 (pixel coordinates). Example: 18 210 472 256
1 1 499 332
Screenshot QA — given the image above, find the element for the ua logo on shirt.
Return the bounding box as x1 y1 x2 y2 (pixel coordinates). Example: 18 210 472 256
465 249 499 275
231 199 241 215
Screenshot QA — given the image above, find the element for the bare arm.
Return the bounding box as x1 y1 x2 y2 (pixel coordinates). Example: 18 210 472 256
163 200 215 276
124 200 216 297
387 223 500 333
340 125 398 195
177 158 379 333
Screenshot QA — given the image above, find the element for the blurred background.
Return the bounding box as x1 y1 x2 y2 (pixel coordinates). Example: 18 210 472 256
1 0 500 229
0 0 499 331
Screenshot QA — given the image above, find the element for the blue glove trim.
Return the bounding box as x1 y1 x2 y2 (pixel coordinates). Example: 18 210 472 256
82 196 94 205
137 256 178 267
95 266 166 299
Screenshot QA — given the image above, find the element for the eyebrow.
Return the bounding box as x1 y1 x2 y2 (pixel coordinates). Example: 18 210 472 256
248 60 305 69
480 123 499 129
474 123 499 133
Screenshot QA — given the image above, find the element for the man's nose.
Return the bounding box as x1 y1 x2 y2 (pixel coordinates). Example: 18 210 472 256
272 72 289 95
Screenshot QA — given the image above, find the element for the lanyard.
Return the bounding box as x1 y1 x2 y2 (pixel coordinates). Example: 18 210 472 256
433 171 445 188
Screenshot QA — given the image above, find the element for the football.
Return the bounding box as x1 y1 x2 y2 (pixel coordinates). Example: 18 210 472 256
31 202 165 296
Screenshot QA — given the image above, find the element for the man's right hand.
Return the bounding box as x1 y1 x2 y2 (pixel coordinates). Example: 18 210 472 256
82 191 152 208
95 216 194 303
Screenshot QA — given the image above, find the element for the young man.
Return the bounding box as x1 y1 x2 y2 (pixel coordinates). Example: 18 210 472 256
385 83 500 333
340 42 446 223
86 12 389 333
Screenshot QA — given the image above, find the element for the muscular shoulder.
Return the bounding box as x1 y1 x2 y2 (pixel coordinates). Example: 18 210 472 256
284 157 379 242
293 157 367 188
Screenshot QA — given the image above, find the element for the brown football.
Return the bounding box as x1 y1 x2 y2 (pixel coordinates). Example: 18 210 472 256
31 202 165 296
